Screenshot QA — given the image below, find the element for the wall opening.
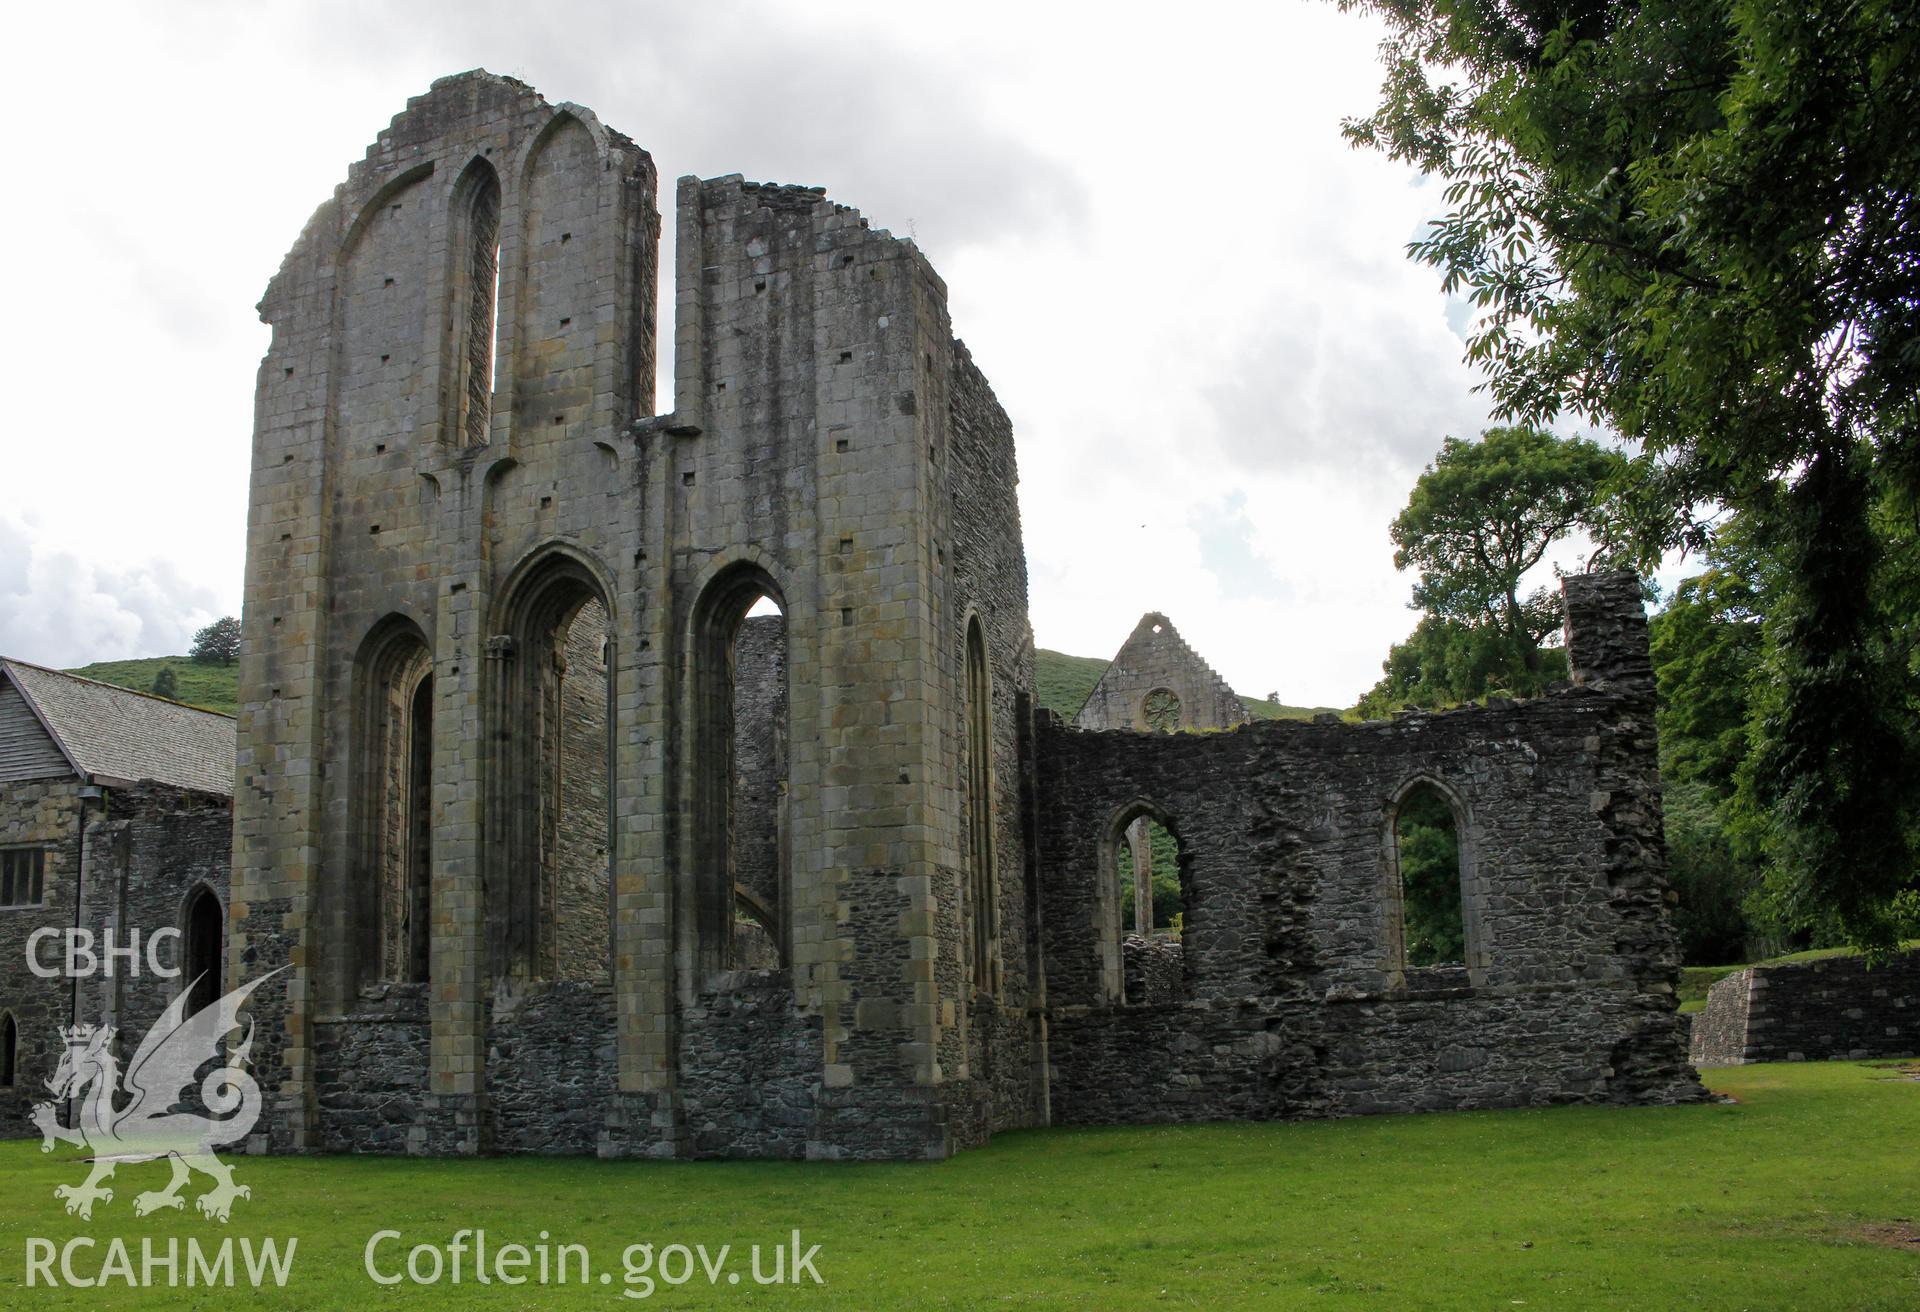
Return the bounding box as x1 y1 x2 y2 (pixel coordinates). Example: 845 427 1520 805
1393 782 1466 968
494 556 614 983
965 617 998 994
351 618 434 990
1116 816 1182 936
1142 687 1182 733
1 848 46 908
453 161 502 447
1 1012 15 1087
1099 802 1186 1005
184 884 223 1016
404 675 433 982
691 566 789 981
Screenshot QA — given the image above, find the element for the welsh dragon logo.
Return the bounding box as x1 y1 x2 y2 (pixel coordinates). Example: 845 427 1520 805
30 968 284 1223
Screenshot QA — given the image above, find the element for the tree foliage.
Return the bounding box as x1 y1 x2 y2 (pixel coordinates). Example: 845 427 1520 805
1339 0 1920 953
1392 424 1624 670
1356 613 1569 718
1397 786 1464 966
149 666 179 700
189 616 242 666
1358 425 1608 716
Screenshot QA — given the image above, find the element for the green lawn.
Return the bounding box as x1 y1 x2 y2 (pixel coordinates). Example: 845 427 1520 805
1 1062 1914 1308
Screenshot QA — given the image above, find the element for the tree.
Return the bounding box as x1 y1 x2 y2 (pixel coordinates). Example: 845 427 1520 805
1391 425 1624 675
189 616 242 666
1338 0 1920 954
150 666 180 700
1647 536 1771 961
1358 424 1616 716
1355 613 1568 718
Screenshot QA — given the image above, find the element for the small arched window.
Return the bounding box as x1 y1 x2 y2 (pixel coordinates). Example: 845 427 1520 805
688 561 791 982
1098 801 1190 1005
1 1012 16 1088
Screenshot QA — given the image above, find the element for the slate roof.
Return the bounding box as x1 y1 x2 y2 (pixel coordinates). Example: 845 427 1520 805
0 658 236 797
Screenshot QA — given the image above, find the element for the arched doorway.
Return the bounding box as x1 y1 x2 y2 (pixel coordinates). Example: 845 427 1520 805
183 884 224 1015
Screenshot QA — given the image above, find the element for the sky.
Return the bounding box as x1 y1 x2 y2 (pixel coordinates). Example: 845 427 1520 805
0 0 1624 708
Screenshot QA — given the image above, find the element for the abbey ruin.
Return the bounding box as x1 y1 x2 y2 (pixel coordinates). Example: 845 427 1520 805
203 71 1707 1160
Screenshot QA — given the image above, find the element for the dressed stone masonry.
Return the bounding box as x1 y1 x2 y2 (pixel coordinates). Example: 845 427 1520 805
227 71 1702 1161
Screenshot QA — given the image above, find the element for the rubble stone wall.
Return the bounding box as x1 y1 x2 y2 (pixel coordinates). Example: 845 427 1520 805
1692 949 1919 1065
1039 574 1702 1124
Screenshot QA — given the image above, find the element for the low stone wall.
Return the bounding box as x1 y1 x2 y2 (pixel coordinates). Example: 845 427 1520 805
488 982 619 1154
1691 949 1920 1065
677 971 821 1159
314 984 431 1152
1122 934 1184 1006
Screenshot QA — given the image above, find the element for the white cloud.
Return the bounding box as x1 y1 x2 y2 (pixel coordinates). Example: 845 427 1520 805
0 514 223 669
4 0 1590 705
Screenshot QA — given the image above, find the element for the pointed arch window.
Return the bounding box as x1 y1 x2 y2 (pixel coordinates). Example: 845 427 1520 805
1 1012 16 1088
965 617 998 994
1386 778 1485 974
451 162 502 447
690 565 790 982
183 885 224 1015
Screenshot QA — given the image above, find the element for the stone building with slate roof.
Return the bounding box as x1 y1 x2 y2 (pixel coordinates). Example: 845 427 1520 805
0 659 235 1136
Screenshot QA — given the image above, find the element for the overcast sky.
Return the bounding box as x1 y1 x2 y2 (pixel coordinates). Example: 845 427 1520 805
1 0 1620 707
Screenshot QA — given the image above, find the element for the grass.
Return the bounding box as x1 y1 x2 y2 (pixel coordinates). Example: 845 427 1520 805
1033 648 1112 720
1 1062 1914 1308
61 656 238 716
1679 940 1920 1013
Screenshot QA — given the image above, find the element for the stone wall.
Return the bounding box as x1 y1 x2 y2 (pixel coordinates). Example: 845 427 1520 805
731 614 787 940
1691 949 1920 1065
314 985 429 1153
1 781 232 1140
75 784 234 1047
1038 573 1702 1125
236 70 1037 1160
1122 934 1183 1007
550 600 610 982
0 778 84 1137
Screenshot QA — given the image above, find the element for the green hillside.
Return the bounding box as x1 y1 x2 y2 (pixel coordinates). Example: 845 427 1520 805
1033 649 1112 720
63 657 238 716
70 649 1324 727
1239 694 1342 723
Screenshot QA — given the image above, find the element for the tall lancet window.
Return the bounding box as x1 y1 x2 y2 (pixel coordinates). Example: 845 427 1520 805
965 618 998 994
453 162 502 447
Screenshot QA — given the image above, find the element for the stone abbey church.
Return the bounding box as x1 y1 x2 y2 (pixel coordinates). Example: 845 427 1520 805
4 71 1703 1159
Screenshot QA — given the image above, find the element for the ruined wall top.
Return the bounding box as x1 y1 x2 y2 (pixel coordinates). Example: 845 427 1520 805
1562 572 1654 692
